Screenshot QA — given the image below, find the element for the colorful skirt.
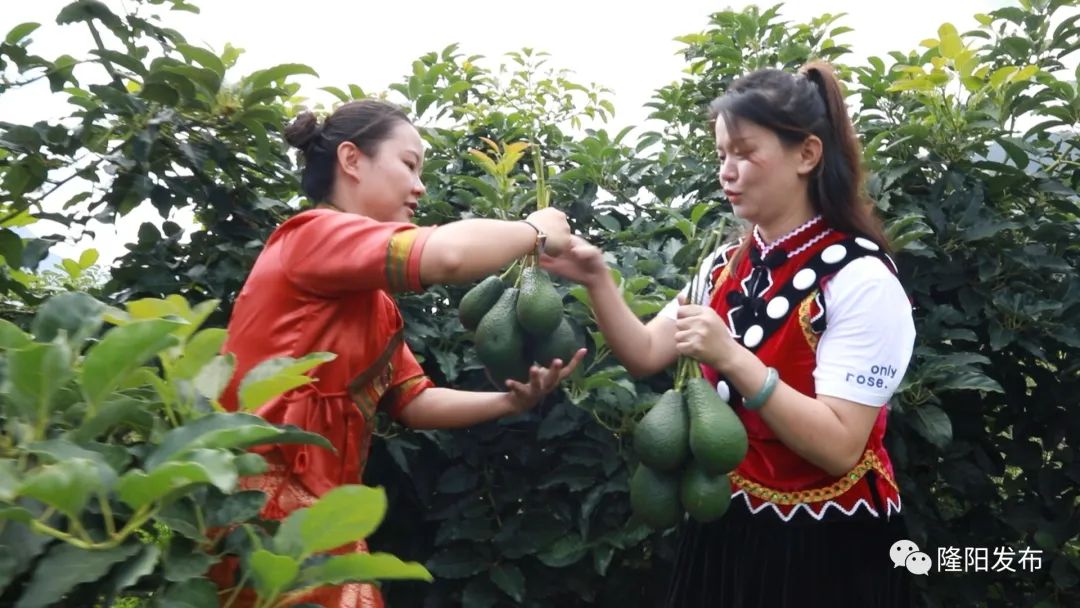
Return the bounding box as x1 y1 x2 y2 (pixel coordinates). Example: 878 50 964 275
209 454 383 608
664 498 913 607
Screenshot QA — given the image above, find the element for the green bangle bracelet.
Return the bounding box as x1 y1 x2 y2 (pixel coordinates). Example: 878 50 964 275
743 366 779 410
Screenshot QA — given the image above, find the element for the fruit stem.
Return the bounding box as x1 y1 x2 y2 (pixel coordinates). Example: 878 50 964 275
513 257 528 288
676 217 727 387
533 141 548 210
687 358 703 380
686 218 725 305
500 259 520 283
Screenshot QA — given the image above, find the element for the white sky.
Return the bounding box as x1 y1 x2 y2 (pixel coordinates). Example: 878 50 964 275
0 0 1018 266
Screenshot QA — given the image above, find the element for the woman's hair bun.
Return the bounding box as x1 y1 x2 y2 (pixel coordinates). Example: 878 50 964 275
284 111 322 153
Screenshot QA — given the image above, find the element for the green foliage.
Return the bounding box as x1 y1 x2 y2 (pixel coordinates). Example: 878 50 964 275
0 292 429 606
1 0 1077 606
376 3 1080 606
849 3 1080 605
243 485 431 605
1 0 304 321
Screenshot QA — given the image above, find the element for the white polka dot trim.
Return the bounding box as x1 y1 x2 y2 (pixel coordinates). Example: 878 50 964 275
855 237 880 251
766 296 790 319
716 381 731 402
821 243 847 264
793 268 817 291
743 324 764 348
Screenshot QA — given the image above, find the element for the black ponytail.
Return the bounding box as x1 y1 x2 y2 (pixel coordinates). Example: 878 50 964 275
709 60 890 268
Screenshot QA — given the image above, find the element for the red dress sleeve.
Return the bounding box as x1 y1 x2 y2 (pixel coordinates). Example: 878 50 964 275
278 209 434 296
381 340 435 420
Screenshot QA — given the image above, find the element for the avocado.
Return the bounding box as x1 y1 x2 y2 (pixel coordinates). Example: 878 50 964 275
680 459 732 523
633 389 690 472
684 377 748 475
515 266 562 336
630 464 683 530
459 275 506 331
475 288 531 387
529 315 584 367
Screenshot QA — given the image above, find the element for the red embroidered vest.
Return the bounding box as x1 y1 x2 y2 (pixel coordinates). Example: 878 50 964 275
701 218 902 521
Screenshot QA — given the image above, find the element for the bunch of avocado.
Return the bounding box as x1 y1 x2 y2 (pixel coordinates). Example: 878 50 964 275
629 378 749 529
459 264 584 389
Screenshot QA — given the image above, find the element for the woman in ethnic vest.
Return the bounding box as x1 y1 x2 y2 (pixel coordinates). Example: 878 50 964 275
213 100 585 607
544 61 916 607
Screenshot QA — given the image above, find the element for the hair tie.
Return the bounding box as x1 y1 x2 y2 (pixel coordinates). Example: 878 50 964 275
799 69 831 125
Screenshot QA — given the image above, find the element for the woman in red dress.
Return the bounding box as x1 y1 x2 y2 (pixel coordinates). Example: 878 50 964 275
214 99 585 607
544 61 916 607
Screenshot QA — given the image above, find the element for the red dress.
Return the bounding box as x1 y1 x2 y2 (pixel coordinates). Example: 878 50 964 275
212 208 436 607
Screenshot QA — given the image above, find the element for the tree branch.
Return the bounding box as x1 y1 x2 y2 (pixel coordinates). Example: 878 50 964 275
86 22 126 89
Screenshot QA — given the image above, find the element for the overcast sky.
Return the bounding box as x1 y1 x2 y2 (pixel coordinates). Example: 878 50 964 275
1 0 1020 265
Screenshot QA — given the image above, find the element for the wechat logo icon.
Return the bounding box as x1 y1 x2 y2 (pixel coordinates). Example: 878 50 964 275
890 539 932 575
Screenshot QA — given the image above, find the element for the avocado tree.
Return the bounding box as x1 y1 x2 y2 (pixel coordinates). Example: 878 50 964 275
1 0 1077 606
850 4 1080 605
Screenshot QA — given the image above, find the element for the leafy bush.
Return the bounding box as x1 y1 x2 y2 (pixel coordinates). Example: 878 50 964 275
0 293 429 607
1 1 1076 606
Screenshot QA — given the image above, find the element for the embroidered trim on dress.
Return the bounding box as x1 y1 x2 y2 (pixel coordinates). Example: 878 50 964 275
788 228 834 258
714 265 731 298
348 331 404 420
731 491 903 521
753 215 824 256
378 374 429 415
729 449 899 506
386 228 420 293
798 290 821 352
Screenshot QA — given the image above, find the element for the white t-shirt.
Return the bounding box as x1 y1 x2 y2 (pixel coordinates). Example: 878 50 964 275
659 255 915 407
